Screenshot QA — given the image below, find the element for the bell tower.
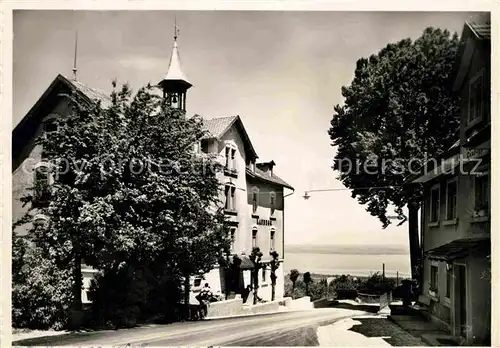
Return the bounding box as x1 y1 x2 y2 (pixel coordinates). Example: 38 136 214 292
158 18 192 111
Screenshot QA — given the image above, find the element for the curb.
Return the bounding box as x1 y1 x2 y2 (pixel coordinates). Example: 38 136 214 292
205 308 297 320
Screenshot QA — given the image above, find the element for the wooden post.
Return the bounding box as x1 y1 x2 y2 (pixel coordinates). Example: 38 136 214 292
382 263 385 282
396 271 399 286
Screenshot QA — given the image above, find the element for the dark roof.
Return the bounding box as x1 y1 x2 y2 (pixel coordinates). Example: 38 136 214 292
452 17 491 91
14 74 112 133
202 115 258 160
467 21 491 40
203 116 237 139
13 74 114 164
70 78 113 108
246 166 294 190
425 237 490 261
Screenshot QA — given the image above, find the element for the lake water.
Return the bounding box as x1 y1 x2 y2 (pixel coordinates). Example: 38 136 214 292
283 252 411 278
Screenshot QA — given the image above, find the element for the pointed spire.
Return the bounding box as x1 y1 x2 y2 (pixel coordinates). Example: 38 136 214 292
159 18 192 89
72 31 78 81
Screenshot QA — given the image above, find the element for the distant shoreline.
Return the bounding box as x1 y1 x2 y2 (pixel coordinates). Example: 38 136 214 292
285 244 409 255
283 270 411 280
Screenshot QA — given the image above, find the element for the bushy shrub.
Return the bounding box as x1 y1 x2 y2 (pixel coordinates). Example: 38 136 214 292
12 236 73 330
358 272 395 295
335 289 358 300
87 262 183 329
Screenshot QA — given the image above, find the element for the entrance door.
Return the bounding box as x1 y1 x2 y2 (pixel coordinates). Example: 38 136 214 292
455 265 467 338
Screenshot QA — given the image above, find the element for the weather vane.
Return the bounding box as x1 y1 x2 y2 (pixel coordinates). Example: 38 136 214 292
174 16 180 41
72 30 78 81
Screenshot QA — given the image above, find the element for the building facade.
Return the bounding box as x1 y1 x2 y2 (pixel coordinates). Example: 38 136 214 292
410 17 490 345
12 29 293 304
194 116 293 301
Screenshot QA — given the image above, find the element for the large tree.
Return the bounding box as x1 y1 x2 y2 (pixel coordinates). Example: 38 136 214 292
15 82 230 326
328 28 460 280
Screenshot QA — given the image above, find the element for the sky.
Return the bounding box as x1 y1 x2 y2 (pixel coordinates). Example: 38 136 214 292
13 10 478 247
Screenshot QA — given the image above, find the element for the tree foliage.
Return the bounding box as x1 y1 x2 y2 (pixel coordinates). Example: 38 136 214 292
12 232 73 330
289 269 300 299
328 27 460 227
303 271 312 296
13 82 231 328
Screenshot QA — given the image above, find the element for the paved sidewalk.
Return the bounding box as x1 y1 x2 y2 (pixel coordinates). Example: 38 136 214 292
317 315 426 346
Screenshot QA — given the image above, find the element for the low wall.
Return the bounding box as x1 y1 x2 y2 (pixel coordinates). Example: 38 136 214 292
247 301 280 314
206 298 244 318
287 296 313 310
206 298 283 318
313 298 331 308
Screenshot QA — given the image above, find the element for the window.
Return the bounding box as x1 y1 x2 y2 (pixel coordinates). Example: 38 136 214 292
468 71 484 124
474 173 489 214
33 214 49 228
201 141 209 153
270 229 276 252
229 228 236 253
429 185 440 223
194 278 202 287
34 163 51 203
430 265 438 292
446 179 457 220
231 149 236 170
224 145 237 170
262 266 267 283
252 187 259 213
224 184 236 211
270 192 276 216
446 265 452 298
43 115 59 134
252 228 258 248
225 146 230 168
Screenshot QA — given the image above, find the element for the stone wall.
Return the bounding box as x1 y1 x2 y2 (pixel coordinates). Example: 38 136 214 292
206 298 244 318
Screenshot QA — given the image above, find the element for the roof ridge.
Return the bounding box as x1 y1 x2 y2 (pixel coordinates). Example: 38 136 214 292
204 115 238 121
63 76 112 98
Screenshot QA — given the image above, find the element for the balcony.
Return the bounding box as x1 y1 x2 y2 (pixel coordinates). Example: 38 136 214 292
224 209 238 216
223 166 238 178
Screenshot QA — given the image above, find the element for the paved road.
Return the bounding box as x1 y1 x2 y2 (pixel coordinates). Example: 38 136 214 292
13 308 371 347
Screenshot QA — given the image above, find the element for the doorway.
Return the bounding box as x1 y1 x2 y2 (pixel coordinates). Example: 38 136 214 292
454 264 467 339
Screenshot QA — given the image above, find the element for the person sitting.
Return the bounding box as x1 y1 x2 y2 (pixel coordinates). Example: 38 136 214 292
197 283 212 317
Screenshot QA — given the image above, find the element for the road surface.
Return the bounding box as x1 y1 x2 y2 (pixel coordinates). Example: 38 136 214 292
13 308 371 346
